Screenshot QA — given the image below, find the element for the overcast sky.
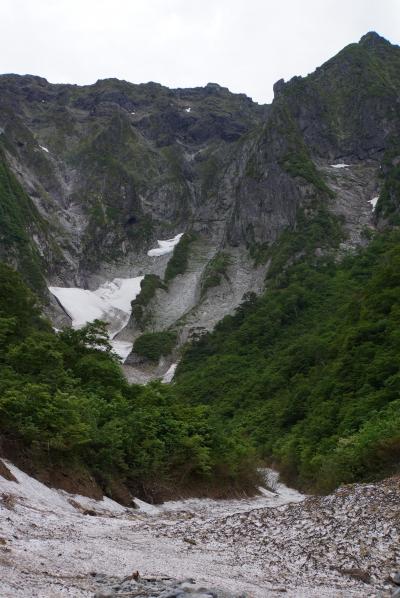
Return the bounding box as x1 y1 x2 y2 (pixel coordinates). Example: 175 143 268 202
1 0 399 104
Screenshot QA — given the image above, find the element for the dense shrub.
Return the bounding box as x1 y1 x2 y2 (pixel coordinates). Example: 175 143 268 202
133 330 177 361
164 233 195 282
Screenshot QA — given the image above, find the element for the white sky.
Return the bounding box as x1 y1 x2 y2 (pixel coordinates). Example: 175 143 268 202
1 0 399 104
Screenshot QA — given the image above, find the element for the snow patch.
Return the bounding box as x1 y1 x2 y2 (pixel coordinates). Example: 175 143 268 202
0 460 131 516
147 233 184 257
93 278 143 314
162 363 177 383
330 163 349 169
0 460 75 512
49 277 143 362
110 339 134 362
368 196 379 210
39 145 49 153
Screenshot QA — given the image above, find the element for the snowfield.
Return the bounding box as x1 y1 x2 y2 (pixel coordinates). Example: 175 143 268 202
369 196 379 210
49 277 143 362
0 460 399 597
147 233 184 257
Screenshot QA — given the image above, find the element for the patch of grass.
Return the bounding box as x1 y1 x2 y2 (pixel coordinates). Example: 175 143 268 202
199 151 222 196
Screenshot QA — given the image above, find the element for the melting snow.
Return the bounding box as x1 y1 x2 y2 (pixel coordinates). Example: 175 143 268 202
39 145 49 153
93 278 143 314
0 459 398 597
49 277 143 362
147 233 184 257
162 363 177 383
368 196 379 210
330 163 349 169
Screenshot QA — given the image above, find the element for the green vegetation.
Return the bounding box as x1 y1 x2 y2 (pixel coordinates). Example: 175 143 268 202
199 150 222 196
175 230 400 493
250 202 343 273
265 203 344 278
0 262 256 499
133 330 177 361
201 252 231 296
279 34 400 149
281 150 334 197
131 274 167 329
69 113 158 268
375 149 400 224
0 150 47 293
164 232 195 282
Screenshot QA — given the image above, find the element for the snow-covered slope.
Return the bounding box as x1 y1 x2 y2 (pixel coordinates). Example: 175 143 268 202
49 277 143 361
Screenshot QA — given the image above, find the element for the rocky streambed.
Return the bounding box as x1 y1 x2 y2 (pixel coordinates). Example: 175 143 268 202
0 461 399 597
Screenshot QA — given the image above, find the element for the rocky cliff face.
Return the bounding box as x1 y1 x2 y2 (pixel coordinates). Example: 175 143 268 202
0 77 266 283
0 31 399 370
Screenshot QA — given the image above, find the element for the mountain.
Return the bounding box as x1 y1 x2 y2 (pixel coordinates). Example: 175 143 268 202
0 34 399 358
0 76 265 281
1 31 400 598
0 33 399 493
0 33 397 278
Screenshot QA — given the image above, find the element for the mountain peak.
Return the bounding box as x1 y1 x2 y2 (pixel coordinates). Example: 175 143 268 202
359 31 391 48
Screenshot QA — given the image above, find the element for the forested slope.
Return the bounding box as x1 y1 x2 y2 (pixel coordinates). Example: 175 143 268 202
0 264 256 501
175 229 400 492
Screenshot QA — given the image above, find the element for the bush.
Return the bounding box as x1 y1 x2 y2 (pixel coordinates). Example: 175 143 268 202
164 233 195 282
133 330 177 361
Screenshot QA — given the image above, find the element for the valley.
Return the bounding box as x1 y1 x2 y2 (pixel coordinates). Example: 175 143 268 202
0 29 400 598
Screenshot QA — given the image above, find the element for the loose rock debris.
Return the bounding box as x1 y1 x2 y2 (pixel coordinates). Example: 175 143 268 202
0 460 399 597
